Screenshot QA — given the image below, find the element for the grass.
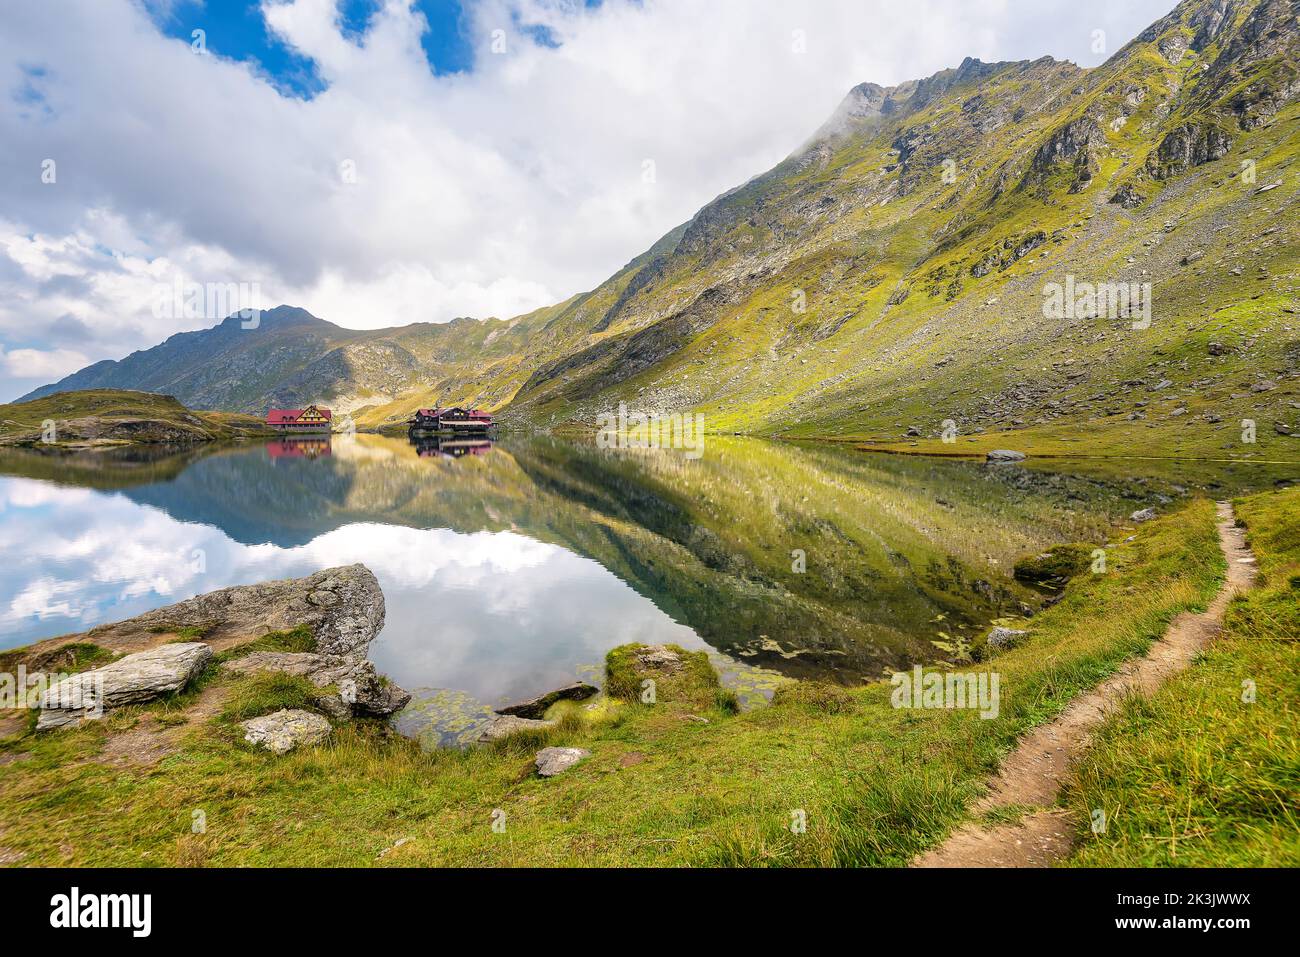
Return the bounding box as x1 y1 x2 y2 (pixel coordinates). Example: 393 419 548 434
0 641 119 676
0 389 273 447
603 643 719 700
1013 542 1097 590
219 673 325 725
160 622 219 641
0 497 1231 866
216 624 318 662
1063 486 1300 866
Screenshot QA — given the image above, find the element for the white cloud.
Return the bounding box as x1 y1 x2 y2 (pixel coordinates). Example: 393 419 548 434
0 0 1177 400
0 345 90 380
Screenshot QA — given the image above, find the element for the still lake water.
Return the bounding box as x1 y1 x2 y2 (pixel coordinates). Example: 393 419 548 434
0 434 1291 745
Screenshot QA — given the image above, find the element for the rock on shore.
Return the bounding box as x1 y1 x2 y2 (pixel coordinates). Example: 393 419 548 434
225 651 411 717
38 642 213 730
477 714 554 742
241 709 332 754
31 565 407 730
496 681 599 719
38 564 386 658
986 449 1027 463
535 746 590 777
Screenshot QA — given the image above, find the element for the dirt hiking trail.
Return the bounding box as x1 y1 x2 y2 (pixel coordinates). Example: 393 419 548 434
913 502 1256 868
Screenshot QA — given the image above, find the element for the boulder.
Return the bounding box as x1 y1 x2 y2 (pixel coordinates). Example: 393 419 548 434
535 747 590 777
496 681 599 720
1013 542 1093 589
985 627 1028 652
339 661 412 717
635 644 683 673
49 564 385 657
1130 508 1158 523
477 714 554 743
241 709 331 755
38 642 213 730
224 651 410 717
986 449 1027 463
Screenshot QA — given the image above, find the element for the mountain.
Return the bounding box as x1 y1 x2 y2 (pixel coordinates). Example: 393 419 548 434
24 0 1300 456
18 305 548 419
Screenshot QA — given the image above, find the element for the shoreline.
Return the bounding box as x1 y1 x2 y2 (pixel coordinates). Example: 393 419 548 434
1 488 1294 866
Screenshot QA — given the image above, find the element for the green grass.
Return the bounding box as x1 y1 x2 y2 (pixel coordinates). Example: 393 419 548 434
1013 542 1098 590
216 624 318 662
219 673 326 725
169 623 219 641
0 641 118 676
1063 487 1300 866
603 643 719 700
0 498 1231 866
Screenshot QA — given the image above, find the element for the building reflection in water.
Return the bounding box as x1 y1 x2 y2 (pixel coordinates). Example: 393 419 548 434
267 437 333 459
410 435 495 459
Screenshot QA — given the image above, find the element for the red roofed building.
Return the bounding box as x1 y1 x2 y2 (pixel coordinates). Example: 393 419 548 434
408 407 493 433
266 404 332 432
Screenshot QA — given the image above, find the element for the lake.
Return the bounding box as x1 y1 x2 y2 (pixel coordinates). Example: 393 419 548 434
0 434 1291 745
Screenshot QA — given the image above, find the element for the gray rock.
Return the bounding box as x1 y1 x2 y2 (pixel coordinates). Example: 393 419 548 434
636 644 683 673
339 661 412 717
986 449 1027 462
57 564 385 657
1131 508 1158 522
224 651 410 717
477 714 553 743
241 709 331 755
315 694 353 721
38 642 213 730
985 627 1028 652
496 681 599 720
535 746 590 777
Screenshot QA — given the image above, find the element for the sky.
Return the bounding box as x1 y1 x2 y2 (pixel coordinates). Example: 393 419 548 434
0 0 1179 401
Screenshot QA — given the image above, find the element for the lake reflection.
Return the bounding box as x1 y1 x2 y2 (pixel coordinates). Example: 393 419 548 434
0 433 1291 745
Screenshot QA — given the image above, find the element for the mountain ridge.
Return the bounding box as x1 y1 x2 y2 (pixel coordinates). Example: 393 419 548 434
23 0 1300 457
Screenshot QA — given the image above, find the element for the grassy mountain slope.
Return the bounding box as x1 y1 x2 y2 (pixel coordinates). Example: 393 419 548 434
0 389 271 447
502 0 1300 460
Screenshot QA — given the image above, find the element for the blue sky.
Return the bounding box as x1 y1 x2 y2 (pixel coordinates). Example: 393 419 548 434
148 0 479 95
0 0 1179 401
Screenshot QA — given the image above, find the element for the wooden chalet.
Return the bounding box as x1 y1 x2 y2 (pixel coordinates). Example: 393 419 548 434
266 404 333 433
407 407 493 434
